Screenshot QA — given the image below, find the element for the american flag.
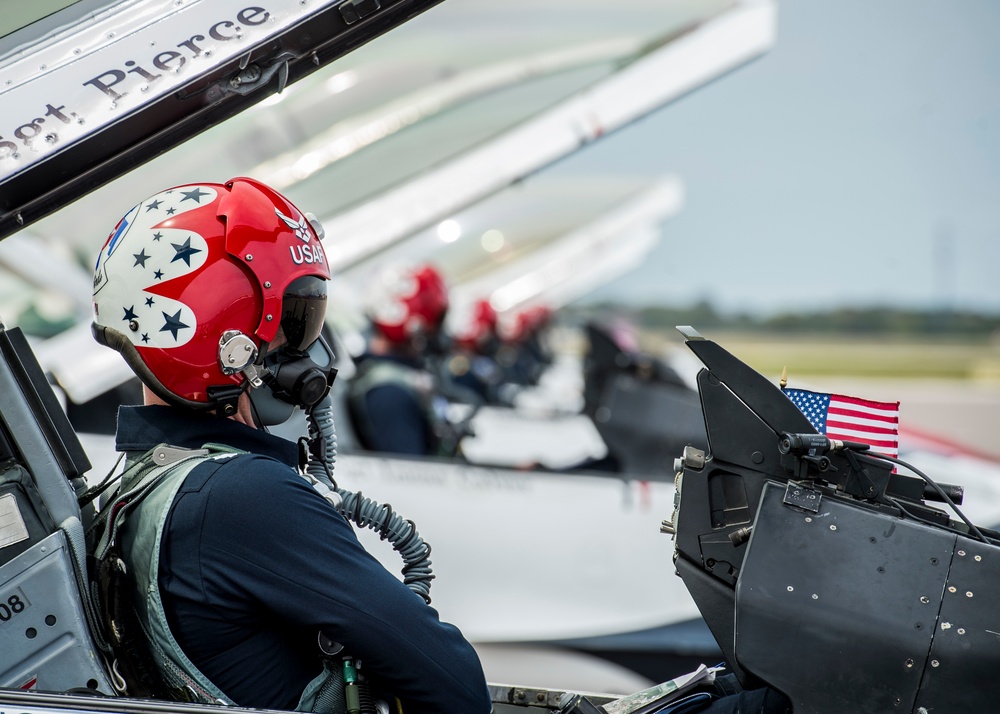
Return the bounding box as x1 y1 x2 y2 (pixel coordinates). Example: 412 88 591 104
782 387 900 457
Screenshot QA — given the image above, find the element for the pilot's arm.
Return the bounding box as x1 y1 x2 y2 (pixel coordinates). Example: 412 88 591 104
162 455 491 713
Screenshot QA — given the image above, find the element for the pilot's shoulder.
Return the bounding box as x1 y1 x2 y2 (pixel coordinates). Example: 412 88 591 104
197 451 308 495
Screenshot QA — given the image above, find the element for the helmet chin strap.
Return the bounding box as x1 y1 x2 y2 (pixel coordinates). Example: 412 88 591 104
246 379 299 426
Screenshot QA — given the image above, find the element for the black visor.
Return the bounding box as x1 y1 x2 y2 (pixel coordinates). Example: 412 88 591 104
281 276 328 352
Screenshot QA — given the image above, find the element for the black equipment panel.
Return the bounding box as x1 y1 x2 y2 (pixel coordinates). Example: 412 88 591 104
670 328 1000 713
918 536 1000 713
736 482 956 713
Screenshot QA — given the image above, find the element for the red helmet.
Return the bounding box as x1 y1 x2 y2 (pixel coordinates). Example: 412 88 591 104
448 298 498 351
366 263 449 344
498 304 552 343
92 177 331 412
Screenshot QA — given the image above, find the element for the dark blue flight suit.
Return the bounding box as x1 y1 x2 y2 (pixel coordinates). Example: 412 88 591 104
114 405 490 713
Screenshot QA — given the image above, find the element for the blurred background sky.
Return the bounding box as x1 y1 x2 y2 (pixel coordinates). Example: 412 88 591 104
572 0 1000 317
3 0 998 328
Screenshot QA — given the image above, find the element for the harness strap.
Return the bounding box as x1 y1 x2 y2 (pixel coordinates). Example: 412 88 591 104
94 442 354 712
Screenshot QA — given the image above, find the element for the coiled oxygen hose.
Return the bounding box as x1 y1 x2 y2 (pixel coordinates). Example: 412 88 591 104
304 395 435 604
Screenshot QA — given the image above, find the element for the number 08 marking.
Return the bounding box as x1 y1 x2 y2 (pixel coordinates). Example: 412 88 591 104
0 595 26 622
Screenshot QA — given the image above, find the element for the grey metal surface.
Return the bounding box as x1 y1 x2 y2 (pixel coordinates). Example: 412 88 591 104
0 328 84 524
0 531 114 694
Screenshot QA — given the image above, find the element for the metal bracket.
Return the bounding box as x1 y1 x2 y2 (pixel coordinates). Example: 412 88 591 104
151 446 209 467
783 481 822 513
340 0 381 25
218 330 258 375
226 52 296 96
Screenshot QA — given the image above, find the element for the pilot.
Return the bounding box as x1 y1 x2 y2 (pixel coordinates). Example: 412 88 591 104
347 263 477 456
90 178 491 713
495 304 554 387
444 297 506 404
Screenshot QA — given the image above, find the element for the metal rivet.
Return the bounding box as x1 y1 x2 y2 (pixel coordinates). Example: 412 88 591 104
905 659 914 668
265 314 273 321
975 555 982 562
941 622 952 630
958 550 966 557
966 591 974 598
948 586 957 593
830 525 837 531
931 660 940 668
787 586 794 592
245 254 253 261
811 594 818 600
920 596 930 604
958 628 966 635
804 517 812 523
128 319 139 331
264 281 271 288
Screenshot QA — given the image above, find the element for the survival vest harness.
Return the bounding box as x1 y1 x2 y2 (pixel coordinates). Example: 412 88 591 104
90 443 350 712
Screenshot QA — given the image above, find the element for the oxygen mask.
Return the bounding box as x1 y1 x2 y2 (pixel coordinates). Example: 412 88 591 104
250 336 337 426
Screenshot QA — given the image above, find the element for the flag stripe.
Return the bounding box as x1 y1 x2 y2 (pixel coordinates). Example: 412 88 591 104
826 433 898 449
826 419 899 436
828 406 898 423
828 393 899 410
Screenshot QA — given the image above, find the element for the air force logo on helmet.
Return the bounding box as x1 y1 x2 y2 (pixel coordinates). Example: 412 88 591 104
277 208 327 266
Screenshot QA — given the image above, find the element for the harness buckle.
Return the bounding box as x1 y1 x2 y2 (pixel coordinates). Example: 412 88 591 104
151 446 209 467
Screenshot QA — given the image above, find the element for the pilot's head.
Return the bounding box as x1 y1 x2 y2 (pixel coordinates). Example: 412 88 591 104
363 263 449 354
447 298 498 353
91 177 335 426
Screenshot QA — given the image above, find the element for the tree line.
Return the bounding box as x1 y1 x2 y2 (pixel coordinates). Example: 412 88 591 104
565 301 1000 336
